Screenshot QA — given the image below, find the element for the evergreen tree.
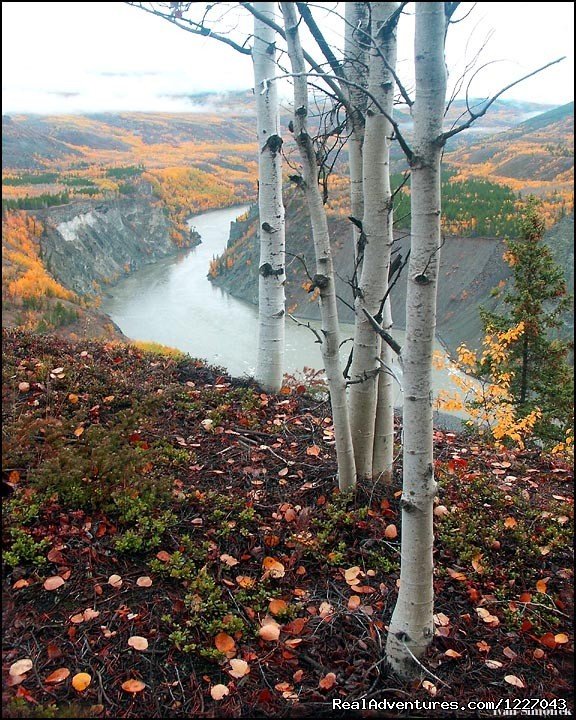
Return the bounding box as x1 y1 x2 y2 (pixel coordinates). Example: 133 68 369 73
480 199 573 446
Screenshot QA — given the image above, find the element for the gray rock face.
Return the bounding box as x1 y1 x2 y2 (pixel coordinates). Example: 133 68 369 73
36 198 199 295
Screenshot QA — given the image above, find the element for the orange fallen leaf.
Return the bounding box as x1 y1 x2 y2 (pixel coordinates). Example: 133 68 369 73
269 599 288 615
156 550 171 562
72 672 92 692
13 579 30 590
319 601 334 618
128 636 149 651
228 659 250 678
215 632 236 655
236 575 256 589
108 574 122 588
447 568 467 581
210 684 230 701
44 576 65 591
535 578 549 593
73 426 85 437
539 633 557 649
422 680 437 696
9 659 33 677
533 648 545 659
319 672 337 690
122 679 145 694
554 633 569 644
384 524 398 540
45 668 70 684
18 382 30 393
306 445 320 457
68 393 79 404
220 554 239 566
70 613 85 624
83 608 100 621
262 556 285 578
504 516 517 528
348 595 361 611
444 649 462 659
136 576 153 587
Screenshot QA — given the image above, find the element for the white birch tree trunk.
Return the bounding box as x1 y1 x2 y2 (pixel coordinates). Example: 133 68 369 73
386 1 447 678
253 1 285 393
344 2 368 265
349 2 398 482
281 1 356 491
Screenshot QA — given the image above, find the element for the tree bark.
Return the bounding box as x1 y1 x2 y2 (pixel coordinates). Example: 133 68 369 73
281 1 356 491
344 2 368 267
253 1 285 393
386 1 447 678
349 2 398 482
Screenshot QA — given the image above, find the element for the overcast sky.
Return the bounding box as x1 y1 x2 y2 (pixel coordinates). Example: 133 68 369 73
2 2 574 114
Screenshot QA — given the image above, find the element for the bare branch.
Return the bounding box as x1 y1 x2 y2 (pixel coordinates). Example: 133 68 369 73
363 309 402 357
288 314 323 345
125 2 253 55
441 57 565 142
295 2 344 80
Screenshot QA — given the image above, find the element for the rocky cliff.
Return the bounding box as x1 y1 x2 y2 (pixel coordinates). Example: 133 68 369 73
210 191 513 357
36 197 199 296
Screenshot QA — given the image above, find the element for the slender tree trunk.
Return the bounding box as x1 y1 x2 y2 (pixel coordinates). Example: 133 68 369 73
253 1 285 392
344 2 368 266
373 301 395 480
281 1 356 491
386 2 447 678
349 3 398 481
519 333 529 404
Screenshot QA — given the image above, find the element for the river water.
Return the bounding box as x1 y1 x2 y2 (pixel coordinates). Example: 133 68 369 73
101 204 468 416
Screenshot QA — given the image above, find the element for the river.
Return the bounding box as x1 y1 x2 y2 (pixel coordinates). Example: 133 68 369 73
101 204 468 417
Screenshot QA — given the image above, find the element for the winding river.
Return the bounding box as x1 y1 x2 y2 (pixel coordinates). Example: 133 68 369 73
101 204 468 416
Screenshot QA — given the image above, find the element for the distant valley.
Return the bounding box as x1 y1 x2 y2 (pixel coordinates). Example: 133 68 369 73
1 92 573 356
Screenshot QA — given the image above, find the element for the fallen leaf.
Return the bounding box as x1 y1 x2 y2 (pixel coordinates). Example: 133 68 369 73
422 680 437 696
344 566 362 583
220 554 239 567
156 551 171 562
536 578 549 593
215 632 236 655
108 574 122 588
504 674 525 689
72 672 92 692
44 576 65 591
68 393 79 404
9 659 33 677
210 684 229 701
18 382 30 393
13 579 30 590
73 426 85 438
122 679 145 694
319 672 337 690
269 599 288 615
539 633 557 649
444 649 462 659
136 576 153 587
45 668 70 684
447 568 467 581
262 556 285 578
348 595 361 611
229 659 250 678
504 517 517 528
533 648 545 659
70 613 85 624
554 633 569 644
485 659 503 669
503 647 518 660
384 524 398 540
306 445 320 457
236 575 256 589
259 621 281 642
319 601 334 618
128 636 149 651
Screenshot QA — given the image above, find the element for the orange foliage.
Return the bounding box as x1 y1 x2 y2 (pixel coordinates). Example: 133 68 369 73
2 212 75 301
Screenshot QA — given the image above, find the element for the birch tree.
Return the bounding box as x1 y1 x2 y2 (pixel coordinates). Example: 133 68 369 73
252 2 285 392
125 1 285 392
384 2 447 677
348 2 399 483
280 1 357 490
